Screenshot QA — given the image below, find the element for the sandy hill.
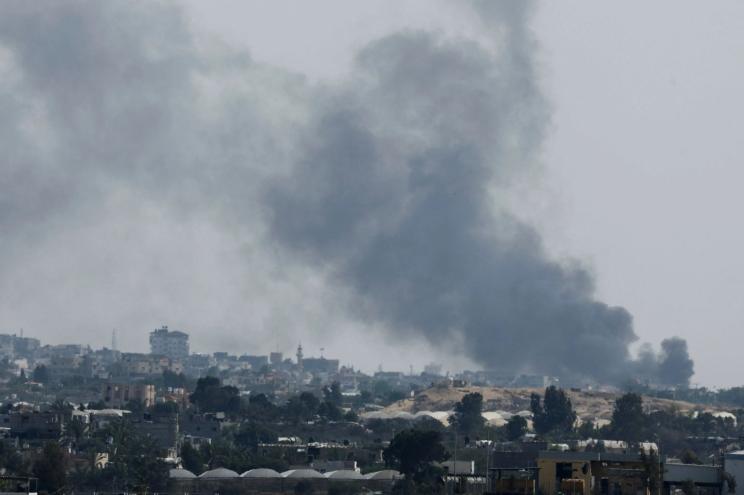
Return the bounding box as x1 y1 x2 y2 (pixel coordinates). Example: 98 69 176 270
382 386 704 421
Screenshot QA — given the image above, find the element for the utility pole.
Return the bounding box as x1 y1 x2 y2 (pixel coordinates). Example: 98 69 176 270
453 428 458 477
485 428 491 494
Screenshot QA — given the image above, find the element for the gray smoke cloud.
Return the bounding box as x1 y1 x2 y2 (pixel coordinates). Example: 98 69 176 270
0 0 693 385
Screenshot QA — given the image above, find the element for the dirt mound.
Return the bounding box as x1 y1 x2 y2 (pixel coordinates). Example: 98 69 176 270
382 386 700 421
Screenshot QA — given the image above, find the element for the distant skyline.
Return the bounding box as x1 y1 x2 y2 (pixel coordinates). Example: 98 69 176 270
1 1 743 387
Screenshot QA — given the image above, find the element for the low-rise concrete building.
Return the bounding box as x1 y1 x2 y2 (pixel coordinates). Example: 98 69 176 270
102 382 156 408
537 451 654 495
725 450 744 494
0 411 63 440
663 462 722 494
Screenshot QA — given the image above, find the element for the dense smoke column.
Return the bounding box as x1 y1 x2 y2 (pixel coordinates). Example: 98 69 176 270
267 24 639 383
267 7 694 385
656 337 695 387
0 1 694 385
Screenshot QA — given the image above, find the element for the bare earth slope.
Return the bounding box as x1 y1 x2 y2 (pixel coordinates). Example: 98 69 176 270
383 386 702 421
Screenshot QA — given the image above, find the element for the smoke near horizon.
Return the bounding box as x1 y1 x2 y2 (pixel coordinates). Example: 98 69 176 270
0 0 693 386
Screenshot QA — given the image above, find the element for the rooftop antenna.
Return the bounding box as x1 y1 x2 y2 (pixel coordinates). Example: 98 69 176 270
19 328 24 339
112 329 118 351
320 347 325 358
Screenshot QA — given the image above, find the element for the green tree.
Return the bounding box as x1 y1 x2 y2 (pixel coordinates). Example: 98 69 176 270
33 365 51 384
50 399 73 416
95 419 169 492
189 376 241 413
323 382 343 406
723 471 737 494
344 410 359 422
318 401 343 422
180 442 204 474
641 450 662 495
65 416 87 445
284 392 320 423
372 381 406 405
505 415 528 441
0 441 27 475
384 429 448 482
531 386 576 436
34 442 69 493
577 419 596 439
201 438 250 472
680 449 702 465
611 393 647 442
162 370 190 389
450 393 484 435
242 393 279 422
234 422 277 453
355 390 373 407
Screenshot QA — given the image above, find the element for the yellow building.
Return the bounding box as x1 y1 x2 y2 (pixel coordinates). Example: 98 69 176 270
537 451 653 495
102 382 156 408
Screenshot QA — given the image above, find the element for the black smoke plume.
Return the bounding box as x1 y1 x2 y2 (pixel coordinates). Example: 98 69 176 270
0 0 693 385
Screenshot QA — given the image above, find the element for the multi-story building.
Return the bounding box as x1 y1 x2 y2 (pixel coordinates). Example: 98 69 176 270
303 357 340 375
270 352 283 366
45 344 90 359
48 355 86 378
12 335 40 359
0 411 64 439
239 354 269 370
121 353 184 377
0 334 14 360
83 348 122 379
149 326 189 360
536 449 667 495
132 412 179 451
726 451 744 493
102 382 156 408
0 334 41 361
184 353 214 377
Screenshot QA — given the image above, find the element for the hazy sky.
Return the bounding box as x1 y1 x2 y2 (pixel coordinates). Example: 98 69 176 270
182 0 744 387
1 1 742 387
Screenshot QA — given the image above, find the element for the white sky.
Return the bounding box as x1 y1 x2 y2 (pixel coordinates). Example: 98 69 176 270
177 1 744 387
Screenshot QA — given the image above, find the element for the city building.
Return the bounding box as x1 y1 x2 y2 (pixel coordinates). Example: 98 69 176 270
0 334 42 361
239 354 269 370
537 451 653 495
663 462 722 494
270 352 283 365
0 411 64 440
120 353 184 377
725 450 744 494
184 353 214 377
102 382 156 408
149 326 189 360
0 334 15 360
302 357 340 375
